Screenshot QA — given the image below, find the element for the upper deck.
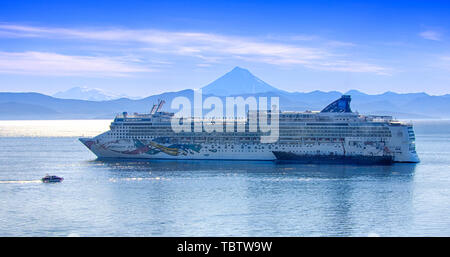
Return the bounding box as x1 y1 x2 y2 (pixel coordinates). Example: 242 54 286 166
110 95 411 127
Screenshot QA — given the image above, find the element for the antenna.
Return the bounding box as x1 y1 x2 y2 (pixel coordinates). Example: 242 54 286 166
150 104 158 114
155 99 166 113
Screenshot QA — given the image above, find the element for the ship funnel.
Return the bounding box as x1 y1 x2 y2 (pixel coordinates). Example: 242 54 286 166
321 95 352 113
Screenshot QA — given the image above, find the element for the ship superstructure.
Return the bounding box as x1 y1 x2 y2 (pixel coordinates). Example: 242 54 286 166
80 95 419 163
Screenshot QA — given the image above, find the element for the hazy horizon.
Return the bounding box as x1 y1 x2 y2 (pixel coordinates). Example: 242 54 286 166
1 66 449 98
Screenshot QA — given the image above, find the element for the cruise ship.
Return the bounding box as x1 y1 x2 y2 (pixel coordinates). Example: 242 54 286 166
79 95 419 164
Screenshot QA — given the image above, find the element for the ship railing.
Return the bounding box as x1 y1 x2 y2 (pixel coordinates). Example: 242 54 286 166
365 116 413 126
363 115 393 122
114 112 175 119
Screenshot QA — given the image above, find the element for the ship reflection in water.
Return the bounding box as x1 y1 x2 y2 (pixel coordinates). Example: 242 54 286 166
95 159 417 177
91 159 417 236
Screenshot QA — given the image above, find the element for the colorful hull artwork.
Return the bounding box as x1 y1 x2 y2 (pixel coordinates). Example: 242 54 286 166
81 138 202 157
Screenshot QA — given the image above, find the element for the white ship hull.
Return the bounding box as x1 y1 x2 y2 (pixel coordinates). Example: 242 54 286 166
79 95 420 164
80 132 419 163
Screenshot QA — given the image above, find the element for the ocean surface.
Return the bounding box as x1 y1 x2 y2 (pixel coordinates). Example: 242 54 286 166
0 119 449 236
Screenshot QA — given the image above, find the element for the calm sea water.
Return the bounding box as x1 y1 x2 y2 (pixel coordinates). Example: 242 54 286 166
0 120 449 236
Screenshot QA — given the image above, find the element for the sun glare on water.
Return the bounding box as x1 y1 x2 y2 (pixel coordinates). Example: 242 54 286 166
0 120 110 137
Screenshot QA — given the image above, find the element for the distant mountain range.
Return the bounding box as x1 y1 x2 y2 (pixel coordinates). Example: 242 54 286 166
0 66 449 119
53 86 133 101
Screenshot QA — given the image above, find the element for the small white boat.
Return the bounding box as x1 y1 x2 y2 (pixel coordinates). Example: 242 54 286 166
41 174 64 183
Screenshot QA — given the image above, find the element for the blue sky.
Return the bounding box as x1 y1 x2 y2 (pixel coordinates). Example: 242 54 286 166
0 0 449 96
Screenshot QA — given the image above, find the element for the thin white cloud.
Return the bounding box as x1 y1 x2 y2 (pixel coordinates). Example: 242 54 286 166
196 63 212 68
0 24 388 75
265 34 318 41
0 51 154 76
436 55 450 71
290 35 318 41
326 40 357 47
424 55 450 74
419 30 441 41
306 60 389 74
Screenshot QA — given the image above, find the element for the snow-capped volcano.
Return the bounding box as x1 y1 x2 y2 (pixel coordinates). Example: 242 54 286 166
53 87 130 101
201 66 284 96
